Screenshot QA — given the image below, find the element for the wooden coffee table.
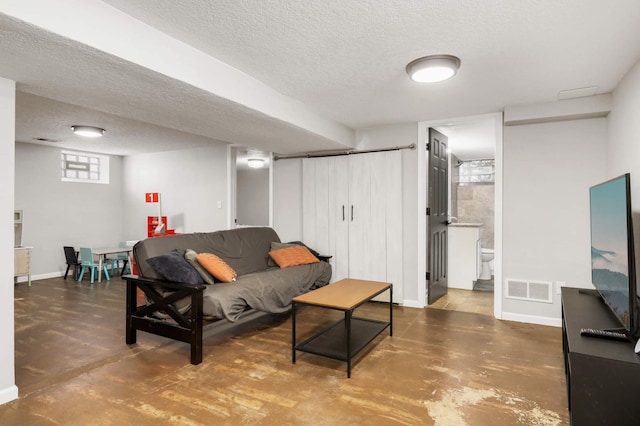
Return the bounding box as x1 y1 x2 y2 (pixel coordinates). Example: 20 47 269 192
291 278 393 378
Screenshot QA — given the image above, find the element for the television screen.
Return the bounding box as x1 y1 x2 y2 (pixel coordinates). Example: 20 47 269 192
590 174 636 334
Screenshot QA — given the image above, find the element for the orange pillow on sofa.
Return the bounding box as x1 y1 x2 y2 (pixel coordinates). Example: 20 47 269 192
195 253 237 283
269 245 319 268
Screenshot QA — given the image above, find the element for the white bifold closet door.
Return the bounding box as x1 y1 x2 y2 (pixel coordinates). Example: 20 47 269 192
302 150 403 303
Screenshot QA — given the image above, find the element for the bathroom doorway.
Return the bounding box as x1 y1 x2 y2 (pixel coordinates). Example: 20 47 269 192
425 113 501 317
228 146 272 229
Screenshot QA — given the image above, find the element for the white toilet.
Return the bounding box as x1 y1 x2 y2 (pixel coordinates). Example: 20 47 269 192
479 248 494 280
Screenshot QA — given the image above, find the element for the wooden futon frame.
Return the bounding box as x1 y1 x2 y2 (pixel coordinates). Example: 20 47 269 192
125 275 207 365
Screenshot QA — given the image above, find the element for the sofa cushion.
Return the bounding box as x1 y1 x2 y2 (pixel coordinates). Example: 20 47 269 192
267 242 297 267
196 253 238 283
269 245 320 268
146 249 204 285
184 249 216 284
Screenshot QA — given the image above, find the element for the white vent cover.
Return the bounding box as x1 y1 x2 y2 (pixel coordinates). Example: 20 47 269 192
506 279 552 303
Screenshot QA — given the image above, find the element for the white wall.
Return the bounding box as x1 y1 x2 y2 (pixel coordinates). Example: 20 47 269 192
272 158 303 242
122 144 229 239
0 77 18 404
502 117 607 324
237 168 269 226
607 58 640 298
14 143 124 277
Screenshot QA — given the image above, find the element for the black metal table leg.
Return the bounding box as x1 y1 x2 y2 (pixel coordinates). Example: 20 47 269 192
389 284 393 336
346 310 352 378
292 302 297 364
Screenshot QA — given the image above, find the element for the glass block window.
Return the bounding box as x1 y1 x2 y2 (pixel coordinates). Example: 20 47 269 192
61 150 109 184
457 159 495 184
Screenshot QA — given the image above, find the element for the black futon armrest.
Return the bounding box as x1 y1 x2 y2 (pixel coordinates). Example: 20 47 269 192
124 274 207 365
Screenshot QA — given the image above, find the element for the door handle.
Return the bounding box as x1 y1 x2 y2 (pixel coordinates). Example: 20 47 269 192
351 205 354 221
342 205 345 221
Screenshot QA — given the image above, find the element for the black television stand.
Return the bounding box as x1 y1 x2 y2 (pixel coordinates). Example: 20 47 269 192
562 287 640 424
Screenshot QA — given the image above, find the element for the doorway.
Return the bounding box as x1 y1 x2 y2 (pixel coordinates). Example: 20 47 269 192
228 146 272 229
421 113 503 318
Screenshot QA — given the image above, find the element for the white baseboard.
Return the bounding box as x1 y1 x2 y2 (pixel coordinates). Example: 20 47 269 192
501 311 562 327
15 271 65 284
33 271 65 280
0 385 18 405
401 299 424 309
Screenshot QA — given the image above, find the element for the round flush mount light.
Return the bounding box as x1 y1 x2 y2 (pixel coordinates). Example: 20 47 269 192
247 158 265 169
406 54 461 83
71 125 105 138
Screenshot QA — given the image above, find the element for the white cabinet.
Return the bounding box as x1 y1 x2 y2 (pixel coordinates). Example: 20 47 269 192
447 225 481 290
302 151 403 302
14 246 32 286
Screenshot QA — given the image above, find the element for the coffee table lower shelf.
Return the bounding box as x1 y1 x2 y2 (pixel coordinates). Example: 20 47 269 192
295 317 390 362
291 279 393 378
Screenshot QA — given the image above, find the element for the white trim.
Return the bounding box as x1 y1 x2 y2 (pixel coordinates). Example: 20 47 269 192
268 152 274 228
493 113 504 319
501 312 562 328
402 299 424 309
32 271 66 281
417 125 427 308
226 145 236 229
0 385 18 405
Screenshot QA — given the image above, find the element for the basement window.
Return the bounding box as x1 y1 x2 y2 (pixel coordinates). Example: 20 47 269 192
61 150 109 184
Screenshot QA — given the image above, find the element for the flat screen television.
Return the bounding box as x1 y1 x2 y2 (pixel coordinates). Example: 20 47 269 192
589 173 638 337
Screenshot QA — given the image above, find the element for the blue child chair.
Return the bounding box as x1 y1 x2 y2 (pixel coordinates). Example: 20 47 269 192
78 247 110 283
106 242 131 276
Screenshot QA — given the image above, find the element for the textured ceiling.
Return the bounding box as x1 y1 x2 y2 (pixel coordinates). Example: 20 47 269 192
2 1 640 157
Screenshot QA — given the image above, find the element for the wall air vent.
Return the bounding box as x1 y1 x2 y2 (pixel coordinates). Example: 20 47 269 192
505 279 552 303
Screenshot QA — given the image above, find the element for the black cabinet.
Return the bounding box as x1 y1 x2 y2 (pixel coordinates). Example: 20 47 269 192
561 287 640 425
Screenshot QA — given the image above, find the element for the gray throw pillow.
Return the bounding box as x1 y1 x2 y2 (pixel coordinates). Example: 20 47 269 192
184 248 216 285
146 249 204 285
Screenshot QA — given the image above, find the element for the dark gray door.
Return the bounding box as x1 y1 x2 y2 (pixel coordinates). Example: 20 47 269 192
427 128 449 304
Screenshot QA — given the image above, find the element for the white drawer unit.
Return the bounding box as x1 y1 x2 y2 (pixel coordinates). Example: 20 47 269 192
14 246 32 286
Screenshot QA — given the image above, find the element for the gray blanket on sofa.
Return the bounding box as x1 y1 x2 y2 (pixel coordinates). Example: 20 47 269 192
202 262 331 321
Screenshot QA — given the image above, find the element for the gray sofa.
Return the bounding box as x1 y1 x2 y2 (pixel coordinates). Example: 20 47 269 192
125 227 332 364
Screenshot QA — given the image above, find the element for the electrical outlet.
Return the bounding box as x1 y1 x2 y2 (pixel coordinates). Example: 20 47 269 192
556 281 566 295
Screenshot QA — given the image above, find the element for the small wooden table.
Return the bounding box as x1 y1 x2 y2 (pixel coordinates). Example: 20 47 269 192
291 278 393 378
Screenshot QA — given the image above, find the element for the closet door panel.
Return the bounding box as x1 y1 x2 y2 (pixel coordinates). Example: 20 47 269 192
347 154 371 281
332 156 350 282
303 151 403 300
302 158 331 255
368 152 388 282
313 158 332 255
384 151 403 302
302 159 318 248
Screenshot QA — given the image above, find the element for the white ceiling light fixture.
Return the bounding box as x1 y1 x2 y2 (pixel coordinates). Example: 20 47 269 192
406 55 461 83
71 125 105 138
247 158 265 169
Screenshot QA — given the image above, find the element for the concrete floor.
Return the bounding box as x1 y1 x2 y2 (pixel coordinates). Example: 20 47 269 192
1 276 568 425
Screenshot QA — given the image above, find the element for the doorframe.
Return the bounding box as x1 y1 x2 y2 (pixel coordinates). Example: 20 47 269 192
417 112 503 319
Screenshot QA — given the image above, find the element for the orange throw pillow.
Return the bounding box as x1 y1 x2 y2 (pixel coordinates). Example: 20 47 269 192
195 253 237 283
269 245 319 268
